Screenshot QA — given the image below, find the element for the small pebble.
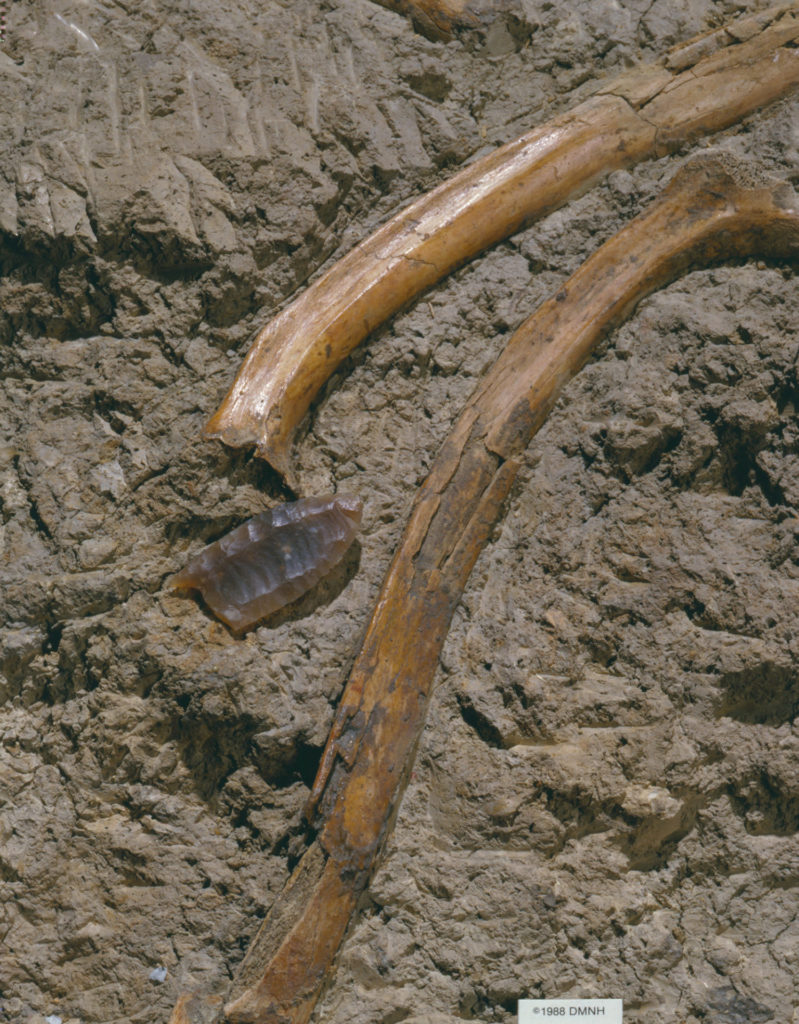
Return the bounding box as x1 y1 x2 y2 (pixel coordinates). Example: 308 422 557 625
149 966 168 983
45 1016 63 1024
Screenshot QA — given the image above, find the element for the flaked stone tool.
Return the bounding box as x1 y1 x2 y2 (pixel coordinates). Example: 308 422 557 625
173 153 799 1024
171 495 363 632
204 3 799 488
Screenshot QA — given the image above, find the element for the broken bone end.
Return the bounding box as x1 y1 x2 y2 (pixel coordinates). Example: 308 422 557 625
203 414 295 487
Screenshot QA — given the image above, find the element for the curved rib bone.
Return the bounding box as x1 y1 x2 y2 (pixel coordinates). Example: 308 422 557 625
217 154 799 1024
204 5 799 484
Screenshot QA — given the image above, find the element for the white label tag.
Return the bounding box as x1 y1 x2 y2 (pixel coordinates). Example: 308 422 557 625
519 999 623 1023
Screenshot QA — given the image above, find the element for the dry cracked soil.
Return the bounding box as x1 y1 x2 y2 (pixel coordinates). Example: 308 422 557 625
1 1 799 1023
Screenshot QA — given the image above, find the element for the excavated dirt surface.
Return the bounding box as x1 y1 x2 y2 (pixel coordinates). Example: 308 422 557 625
2 1 799 1022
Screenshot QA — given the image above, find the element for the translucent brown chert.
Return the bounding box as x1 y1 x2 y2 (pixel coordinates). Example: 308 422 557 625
172 494 363 631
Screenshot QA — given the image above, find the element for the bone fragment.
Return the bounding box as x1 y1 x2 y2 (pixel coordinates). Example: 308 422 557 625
368 0 496 37
215 156 799 1024
204 4 799 485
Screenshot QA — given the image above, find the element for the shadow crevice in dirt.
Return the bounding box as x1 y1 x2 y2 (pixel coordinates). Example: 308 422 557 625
716 660 799 726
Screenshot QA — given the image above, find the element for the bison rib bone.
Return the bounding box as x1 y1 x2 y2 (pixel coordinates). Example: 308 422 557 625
217 155 799 1024
204 4 799 485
